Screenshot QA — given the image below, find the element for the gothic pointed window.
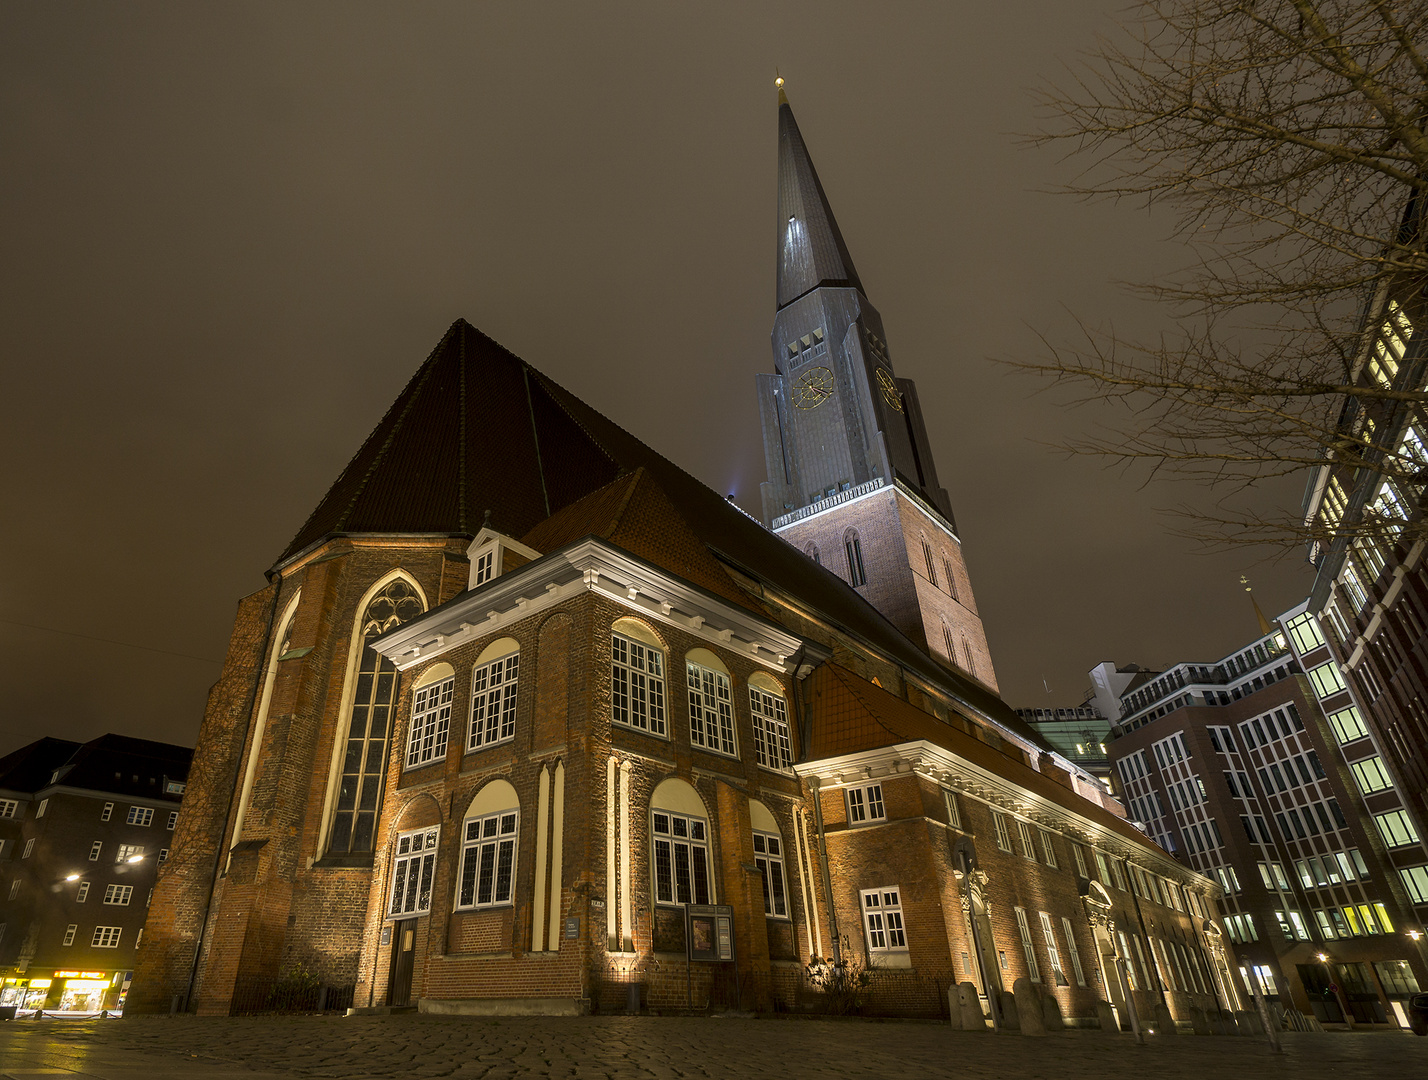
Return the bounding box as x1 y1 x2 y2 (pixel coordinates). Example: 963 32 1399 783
329 577 425 856
844 529 866 587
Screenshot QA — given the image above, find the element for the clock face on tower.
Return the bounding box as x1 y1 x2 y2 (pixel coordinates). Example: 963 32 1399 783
791 365 835 410
875 367 903 412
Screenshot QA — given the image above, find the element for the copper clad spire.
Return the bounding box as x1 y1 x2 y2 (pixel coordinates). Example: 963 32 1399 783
776 91 863 311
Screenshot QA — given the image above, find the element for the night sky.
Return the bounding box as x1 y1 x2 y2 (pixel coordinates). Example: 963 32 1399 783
0 2 1312 756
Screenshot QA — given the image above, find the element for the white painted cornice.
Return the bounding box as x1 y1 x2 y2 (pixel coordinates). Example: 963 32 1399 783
796 740 1212 888
372 538 808 673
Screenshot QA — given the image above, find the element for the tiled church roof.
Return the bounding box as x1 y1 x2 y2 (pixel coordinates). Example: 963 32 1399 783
278 318 1050 751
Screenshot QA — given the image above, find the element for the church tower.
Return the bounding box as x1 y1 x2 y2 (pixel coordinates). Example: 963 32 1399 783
757 85 998 690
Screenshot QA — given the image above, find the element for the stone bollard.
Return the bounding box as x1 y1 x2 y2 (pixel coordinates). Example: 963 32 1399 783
1189 1006 1211 1035
1012 978 1047 1036
957 982 988 1031
1096 1000 1120 1033
1154 1003 1178 1035
1040 989 1066 1031
999 990 1021 1032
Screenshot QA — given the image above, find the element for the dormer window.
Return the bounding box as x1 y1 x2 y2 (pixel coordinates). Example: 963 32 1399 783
466 528 541 591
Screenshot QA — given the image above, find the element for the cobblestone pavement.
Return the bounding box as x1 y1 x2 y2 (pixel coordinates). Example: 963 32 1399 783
1 1015 1426 1080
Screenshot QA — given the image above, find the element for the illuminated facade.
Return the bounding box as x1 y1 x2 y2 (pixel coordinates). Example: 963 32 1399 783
130 95 1233 1026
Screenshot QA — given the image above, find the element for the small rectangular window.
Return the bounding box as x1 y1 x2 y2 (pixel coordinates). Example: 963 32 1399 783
91 926 123 949
1073 843 1088 879
753 831 789 918
101 802 114 822
76 881 90 903
1017 819 1038 860
36 798 48 818
846 784 886 824
7 880 18 901
1039 829 1058 868
167 810 178 830
0 799 18 819
103 884 133 906
943 789 960 829
992 811 1012 852
22 838 35 859
126 806 154 827
116 843 144 863
861 887 907 952
62 924 77 947
89 841 102 861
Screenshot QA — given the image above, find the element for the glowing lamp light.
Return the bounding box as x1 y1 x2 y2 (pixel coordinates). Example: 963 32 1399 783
64 874 79 882
127 854 144 863
1316 952 1329 963
1409 930 1423 942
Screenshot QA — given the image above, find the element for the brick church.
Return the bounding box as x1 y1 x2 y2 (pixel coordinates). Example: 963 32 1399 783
131 90 1237 1023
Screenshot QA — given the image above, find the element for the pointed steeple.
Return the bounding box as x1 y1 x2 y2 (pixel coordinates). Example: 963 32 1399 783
777 91 864 310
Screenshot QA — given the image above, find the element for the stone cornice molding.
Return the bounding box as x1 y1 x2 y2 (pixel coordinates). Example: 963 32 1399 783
372 537 808 674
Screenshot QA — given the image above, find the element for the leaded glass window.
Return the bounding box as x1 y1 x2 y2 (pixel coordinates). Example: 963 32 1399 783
330 578 424 855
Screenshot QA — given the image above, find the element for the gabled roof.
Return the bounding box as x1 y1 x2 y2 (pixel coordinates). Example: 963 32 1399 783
276 321 621 567
803 665 1151 852
0 737 80 795
0 734 191 800
776 96 865 311
279 319 1049 750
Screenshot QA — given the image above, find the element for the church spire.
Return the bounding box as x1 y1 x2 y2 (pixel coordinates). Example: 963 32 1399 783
777 90 863 311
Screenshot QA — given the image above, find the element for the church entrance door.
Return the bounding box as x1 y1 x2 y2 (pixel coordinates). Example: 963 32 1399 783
388 919 416 1007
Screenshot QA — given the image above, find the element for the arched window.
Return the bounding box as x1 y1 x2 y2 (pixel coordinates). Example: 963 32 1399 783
456 779 519 910
328 575 426 856
650 778 712 906
611 618 667 737
749 672 793 771
404 663 455 770
844 529 866 587
750 800 789 918
805 542 821 566
468 638 520 751
686 648 736 757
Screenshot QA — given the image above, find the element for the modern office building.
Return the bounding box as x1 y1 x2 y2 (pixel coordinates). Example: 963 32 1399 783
0 734 191 1012
1014 705 1113 783
1103 617 1427 1026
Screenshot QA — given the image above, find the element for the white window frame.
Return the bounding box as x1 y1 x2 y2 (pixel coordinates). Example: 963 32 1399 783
612 632 667 736
468 652 519 752
1061 916 1087 986
388 825 440 918
405 675 454 769
88 840 102 862
158 847 169 863
687 662 737 757
76 881 90 903
22 838 35 859
1350 756 1394 795
749 686 793 771
1039 911 1068 986
861 887 908 953
91 925 122 948
116 843 143 863
36 798 48 818
943 789 961 829
7 880 18 900
167 810 179 830
845 783 886 825
62 924 77 947
455 810 518 910
0 799 18 819
100 802 113 821
1014 906 1041 982
1039 829 1058 868
1017 819 1038 860
651 810 712 907
126 805 154 827
992 810 1012 852
103 884 133 906
1375 810 1421 848
753 830 789 918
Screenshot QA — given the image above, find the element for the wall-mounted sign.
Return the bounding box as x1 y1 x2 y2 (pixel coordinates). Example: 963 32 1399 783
564 917 579 940
685 904 735 963
380 926 392 946
53 971 107 980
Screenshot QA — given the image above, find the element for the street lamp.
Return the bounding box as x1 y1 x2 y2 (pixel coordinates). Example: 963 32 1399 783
1318 951 1354 1029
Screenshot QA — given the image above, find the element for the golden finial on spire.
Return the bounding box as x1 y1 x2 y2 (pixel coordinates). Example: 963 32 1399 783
776 70 788 105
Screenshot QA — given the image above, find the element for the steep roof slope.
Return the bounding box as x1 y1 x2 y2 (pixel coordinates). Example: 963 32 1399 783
0 737 81 795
